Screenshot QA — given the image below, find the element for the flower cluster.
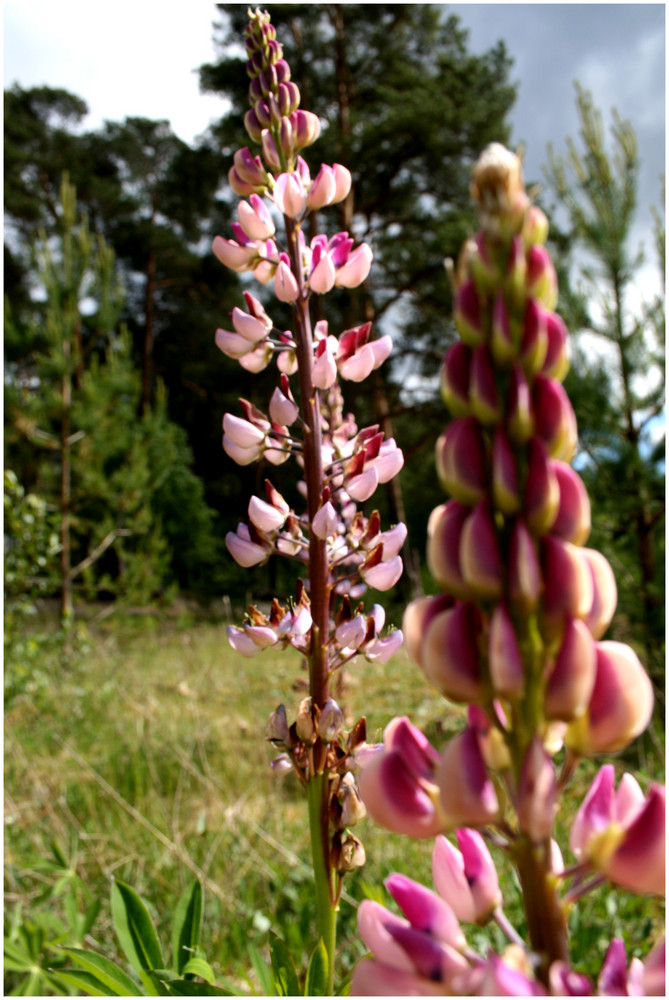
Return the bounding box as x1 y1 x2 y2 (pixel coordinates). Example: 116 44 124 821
353 144 664 994
213 9 406 929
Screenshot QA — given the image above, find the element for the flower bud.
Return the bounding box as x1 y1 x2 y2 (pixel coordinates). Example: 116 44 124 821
469 345 502 425
421 602 484 703
522 204 549 246
435 418 487 505
550 462 591 545
527 244 558 309
432 829 502 924
237 194 276 240
454 280 486 347
440 342 471 417
542 310 570 381
541 536 593 633
520 298 548 375
491 427 520 514
581 548 617 639
318 699 344 741
338 833 366 872
426 501 471 598
488 603 525 698
533 375 578 461
490 292 516 367
339 779 367 827
402 594 454 668
296 696 316 743
504 234 527 308
507 363 534 443
269 385 299 427
266 704 289 743
291 109 321 150
437 727 500 828
508 518 541 614
248 495 288 533
545 618 597 721
524 437 559 535
566 642 654 754
335 242 373 288
312 500 339 540
459 501 503 600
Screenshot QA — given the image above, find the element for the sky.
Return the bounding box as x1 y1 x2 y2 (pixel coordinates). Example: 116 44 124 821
3 2 666 284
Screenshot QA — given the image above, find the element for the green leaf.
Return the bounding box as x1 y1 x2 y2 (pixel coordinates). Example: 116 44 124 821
171 879 202 976
51 968 122 997
247 941 276 996
304 939 329 997
61 947 140 996
181 957 216 985
164 979 234 996
111 879 164 976
269 933 300 997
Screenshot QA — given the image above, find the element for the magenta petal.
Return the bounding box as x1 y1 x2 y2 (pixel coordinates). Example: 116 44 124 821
403 594 455 668
492 427 520 514
351 957 445 997
570 764 615 859
541 537 593 633
454 279 485 346
597 939 630 997
385 873 465 949
362 554 403 591
524 437 559 535
516 738 556 841
456 828 502 921
508 519 541 614
469 344 502 424
459 501 503 599
435 417 487 505
581 548 617 639
488 603 525 698
426 501 471 597
533 375 578 462
606 785 666 895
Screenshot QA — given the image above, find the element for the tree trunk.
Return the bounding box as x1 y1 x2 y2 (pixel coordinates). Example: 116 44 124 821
141 247 157 413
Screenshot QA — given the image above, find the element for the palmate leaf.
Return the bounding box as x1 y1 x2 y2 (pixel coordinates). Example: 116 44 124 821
171 879 203 976
111 878 164 976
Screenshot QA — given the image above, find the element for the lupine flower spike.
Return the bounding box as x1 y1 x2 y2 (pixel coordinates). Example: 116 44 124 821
354 143 664 995
213 10 407 991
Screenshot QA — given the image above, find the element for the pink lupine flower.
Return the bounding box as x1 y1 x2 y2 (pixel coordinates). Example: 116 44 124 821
597 938 647 997
231 295 273 341
477 950 545 996
238 342 273 373
490 292 515 365
248 495 288 533
309 242 336 294
526 243 558 309
273 171 307 218
364 629 404 663
273 253 300 302
641 939 665 996
571 765 665 896
541 309 570 382
358 717 445 838
520 298 548 376
541 536 594 632
335 241 373 288
225 523 270 567
222 412 267 464
547 960 592 995
360 551 403 591
212 233 259 273
371 521 408 560
437 727 500 828
312 499 339 540
215 327 257 360
524 437 559 535
432 829 502 924
335 614 368 650
351 957 445 997
385 873 466 950
227 625 265 657
237 193 276 240
228 146 270 195
533 375 578 462
307 162 352 210
507 362 534 443
269 384 299 426
566 641 654 755
290 108 321 149
312 335 338 389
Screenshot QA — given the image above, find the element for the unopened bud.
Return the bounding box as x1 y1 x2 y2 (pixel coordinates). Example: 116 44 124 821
266 704 289 744
339 782 367 827
454 280 486 347
317 699 344 742
338 833 366 872
440 341 471 417
295 696 316 743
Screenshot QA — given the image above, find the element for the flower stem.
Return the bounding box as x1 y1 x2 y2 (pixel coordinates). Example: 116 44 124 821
513 835 569 984
307 771 337 995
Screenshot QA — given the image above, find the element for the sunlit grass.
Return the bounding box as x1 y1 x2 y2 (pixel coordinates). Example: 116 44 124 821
4 614 664 993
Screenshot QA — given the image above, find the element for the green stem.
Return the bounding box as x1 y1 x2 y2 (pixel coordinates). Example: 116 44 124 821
307 772 337 995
